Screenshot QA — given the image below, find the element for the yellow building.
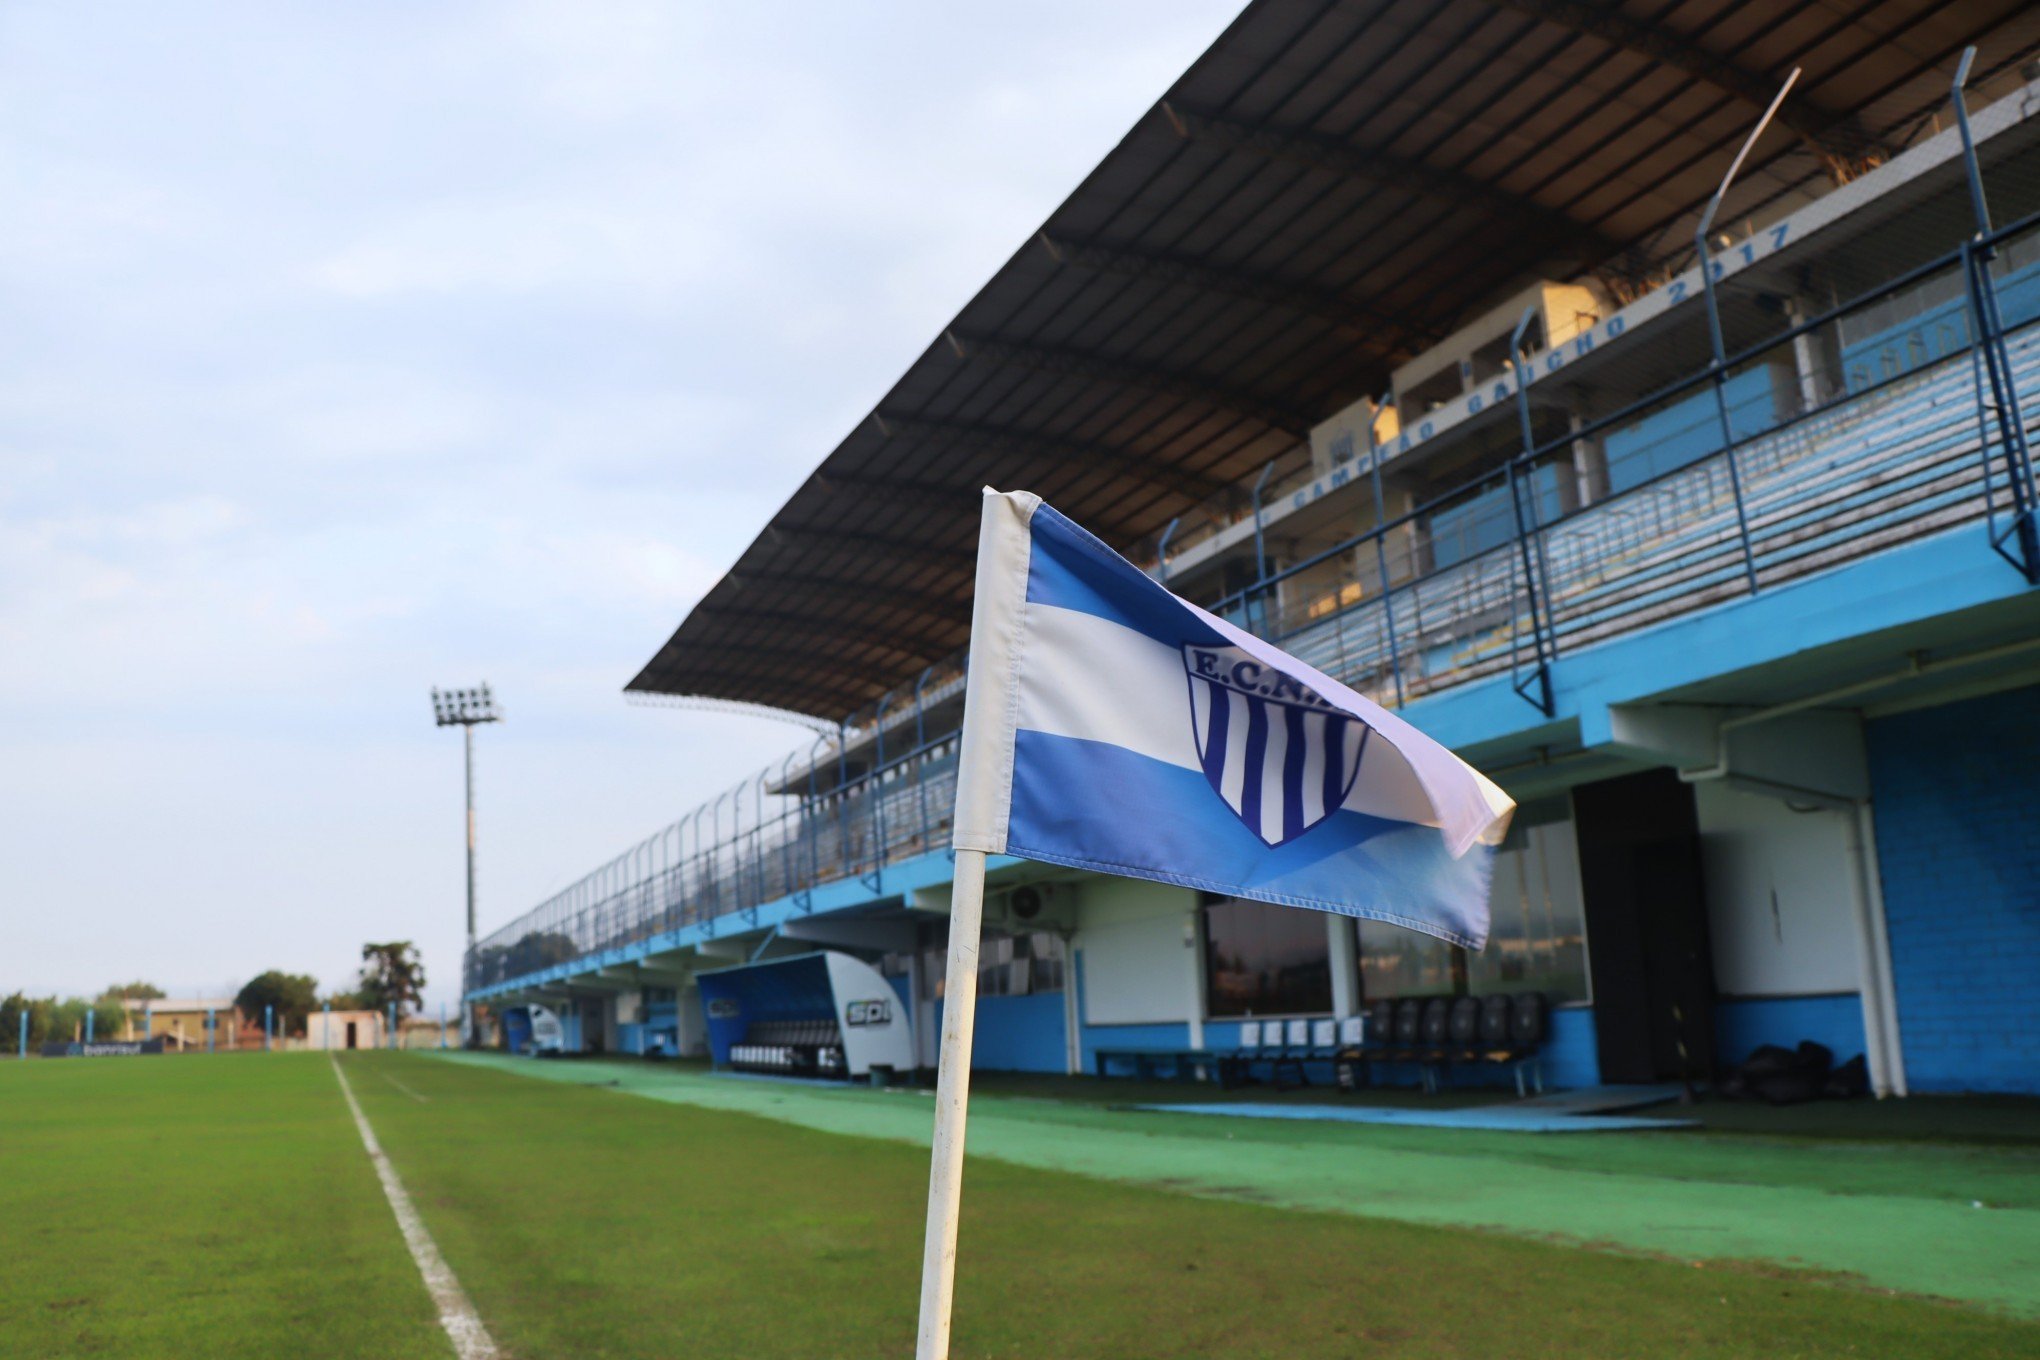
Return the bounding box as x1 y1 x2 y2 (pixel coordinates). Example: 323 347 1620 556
122 999 240 1050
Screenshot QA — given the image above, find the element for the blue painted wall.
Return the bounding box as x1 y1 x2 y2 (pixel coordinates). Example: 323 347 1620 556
924 992 1070 1074
1079 1021 1194 1075
1429 464 1567 568
1604 366 1780 494
1868 683 2040 1094
1540 1006 1602 1090
1714 995 1865 1068
969 993 1067 1073
1842 263 2040 395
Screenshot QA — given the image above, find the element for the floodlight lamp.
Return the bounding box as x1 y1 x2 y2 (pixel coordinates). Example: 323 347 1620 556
430 682 503 727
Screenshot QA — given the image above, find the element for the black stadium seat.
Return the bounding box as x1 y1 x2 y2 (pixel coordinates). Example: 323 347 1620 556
1447 996 1481 1051
1479 993 1512 1049
1367 999 1397 1044
1511 992 1548 1049
1392 998 1423 1051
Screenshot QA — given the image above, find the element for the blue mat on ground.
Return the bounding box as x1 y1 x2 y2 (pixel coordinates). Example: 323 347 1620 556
1128 1102 1696 1132
1511 1083 1685 1114
705 1070 859 1090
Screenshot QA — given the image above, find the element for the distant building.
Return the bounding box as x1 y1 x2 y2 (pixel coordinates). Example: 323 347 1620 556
306 1010 385 1051
123 999 240 1050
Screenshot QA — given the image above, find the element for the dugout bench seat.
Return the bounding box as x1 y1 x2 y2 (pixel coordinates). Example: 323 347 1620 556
1335 993 1549 1095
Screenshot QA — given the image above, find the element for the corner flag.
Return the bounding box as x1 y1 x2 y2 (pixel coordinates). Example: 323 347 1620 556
955 486 1513 946
916 489 1514 1359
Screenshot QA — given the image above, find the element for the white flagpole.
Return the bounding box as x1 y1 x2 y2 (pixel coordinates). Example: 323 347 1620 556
914 845 987 1360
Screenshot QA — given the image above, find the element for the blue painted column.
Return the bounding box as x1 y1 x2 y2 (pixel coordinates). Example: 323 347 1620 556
323 1001 331 1051
17 1010 26 1059
264 1004 273 1052
85 1009 94 1043
387 1002 396 1050
206 1008 216 1054
145 1003 153 1042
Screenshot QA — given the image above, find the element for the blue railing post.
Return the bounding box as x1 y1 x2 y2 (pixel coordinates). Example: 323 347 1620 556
264 1004 272 1052
833 723 851 880
1154 516 1181 583
387 1002 396 1050
85 1009 94 1044
1506 306 1558 717
206 1008 215 1054
1951 47 2040 583
1249 460 1277 631
1694 70 1797 596
778 751 803 909
17 1008 26 1058
806 734 828 899
913 666 935 854
865 691 897 893
1364 390 1407 707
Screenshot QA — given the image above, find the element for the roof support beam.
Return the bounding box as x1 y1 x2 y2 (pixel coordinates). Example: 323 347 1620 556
762 522 976 567
724 570 967 619
1038 233 1439 347
943 333 1311 437
714 640 905 693
871 412 1237 505
695 604 960 664
1160 103 1620 261
1483 0 1884 177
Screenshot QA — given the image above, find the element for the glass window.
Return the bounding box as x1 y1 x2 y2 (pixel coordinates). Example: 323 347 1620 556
977 931 1064 997
1203 896 1333 1017
1355 806 1589 1004
1467 820 1589 1002
1355 920 1464 999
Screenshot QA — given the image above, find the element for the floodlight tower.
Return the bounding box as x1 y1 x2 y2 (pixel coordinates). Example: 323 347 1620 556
432 683 502 1044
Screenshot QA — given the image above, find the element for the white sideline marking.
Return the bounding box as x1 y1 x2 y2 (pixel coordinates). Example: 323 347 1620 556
380 1068 430 1103
331 1055 499 1360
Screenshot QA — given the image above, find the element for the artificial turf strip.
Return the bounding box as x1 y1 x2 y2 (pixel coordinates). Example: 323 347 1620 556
359 1054 2040 1359
0 1055 448 1360
435 1051 2040 1315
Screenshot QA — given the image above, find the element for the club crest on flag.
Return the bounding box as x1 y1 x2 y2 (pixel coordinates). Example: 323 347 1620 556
1182 643 1370 847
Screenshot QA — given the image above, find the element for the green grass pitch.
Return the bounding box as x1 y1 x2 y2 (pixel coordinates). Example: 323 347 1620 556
3 1052 2036 1359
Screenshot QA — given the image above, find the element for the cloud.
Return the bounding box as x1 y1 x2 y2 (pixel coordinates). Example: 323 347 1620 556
0 0 1246 999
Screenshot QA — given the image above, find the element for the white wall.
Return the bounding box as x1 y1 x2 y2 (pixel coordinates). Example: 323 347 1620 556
675 980 708 1057
1074 877 1199 1025
1695 782 1859 995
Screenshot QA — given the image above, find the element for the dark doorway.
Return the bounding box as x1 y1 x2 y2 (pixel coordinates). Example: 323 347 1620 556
345 1021 358 1051
1572 769 1714 1086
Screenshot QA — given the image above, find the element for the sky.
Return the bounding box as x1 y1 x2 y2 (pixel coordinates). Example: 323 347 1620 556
0 1 1246 1009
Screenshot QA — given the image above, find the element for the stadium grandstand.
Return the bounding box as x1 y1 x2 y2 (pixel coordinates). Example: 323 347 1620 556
466 0 2040 1099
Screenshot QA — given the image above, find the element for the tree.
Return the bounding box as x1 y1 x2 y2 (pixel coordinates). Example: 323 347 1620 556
358 942 426 1017
102 981 164 1001
234 971 320 1034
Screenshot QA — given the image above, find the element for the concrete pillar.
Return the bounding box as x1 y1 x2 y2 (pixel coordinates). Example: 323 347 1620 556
1848 801 1908 1096
1327 914 1361 1017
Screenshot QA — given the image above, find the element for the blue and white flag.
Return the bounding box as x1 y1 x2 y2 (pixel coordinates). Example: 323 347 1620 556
952 489 1514 948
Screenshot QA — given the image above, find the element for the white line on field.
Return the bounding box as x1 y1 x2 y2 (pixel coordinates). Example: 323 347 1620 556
380 1068 430 1103
330 1055 499 1360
